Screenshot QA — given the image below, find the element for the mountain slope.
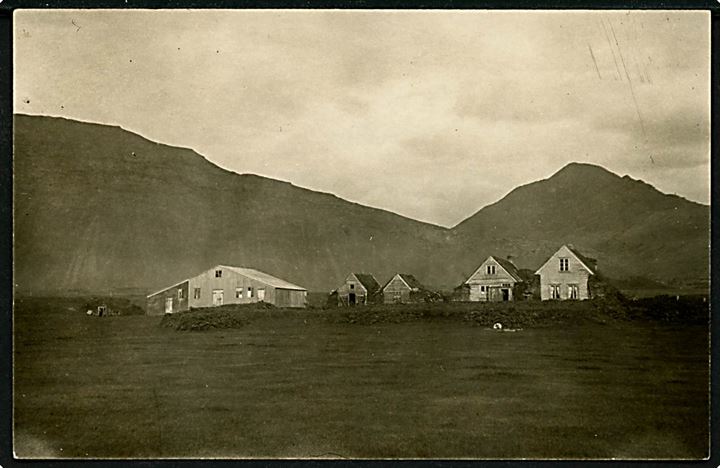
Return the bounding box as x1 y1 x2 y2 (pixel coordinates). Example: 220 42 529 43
13 114 456 293
13 115 709 294
452 162 709 282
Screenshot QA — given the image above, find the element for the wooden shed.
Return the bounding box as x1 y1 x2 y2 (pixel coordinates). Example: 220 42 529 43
381 273 440 304
146 265 307 315
334 273 381 306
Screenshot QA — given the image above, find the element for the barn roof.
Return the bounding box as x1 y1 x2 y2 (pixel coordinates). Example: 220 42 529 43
352 273 382 295
221 266 307 290
147 265 307 297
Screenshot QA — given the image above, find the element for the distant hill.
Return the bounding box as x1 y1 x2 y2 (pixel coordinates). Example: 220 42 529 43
451 162 710 283
13 115 709 294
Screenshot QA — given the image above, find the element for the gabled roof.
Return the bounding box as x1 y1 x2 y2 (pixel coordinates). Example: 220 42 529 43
492 257 523 282
534 245 596 275
566 246 598 271
465 255 523 284
350 273 382 296
383 273 428 292
147 265 306 297
220 266 306 290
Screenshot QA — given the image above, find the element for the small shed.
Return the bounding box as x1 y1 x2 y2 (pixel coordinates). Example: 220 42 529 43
450 283 471 302
334 273 381 306
381 273 441 304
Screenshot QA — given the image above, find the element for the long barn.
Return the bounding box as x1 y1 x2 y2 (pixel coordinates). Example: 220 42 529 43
146 265 307 315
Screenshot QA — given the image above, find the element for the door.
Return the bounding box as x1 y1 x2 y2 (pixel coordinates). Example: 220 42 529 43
165 297 173 314
349 293 356 305
258 288 266 301
212 289 224 306
501 289 509 301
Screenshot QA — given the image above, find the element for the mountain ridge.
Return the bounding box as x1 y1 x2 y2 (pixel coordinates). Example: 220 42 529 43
13 114 709 293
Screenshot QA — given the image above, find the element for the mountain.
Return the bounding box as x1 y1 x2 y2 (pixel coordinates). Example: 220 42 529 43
13 114 458 294
452 162 710 282
13 115 709 295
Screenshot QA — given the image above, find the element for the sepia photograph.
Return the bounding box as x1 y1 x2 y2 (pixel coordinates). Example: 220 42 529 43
11 8 710 459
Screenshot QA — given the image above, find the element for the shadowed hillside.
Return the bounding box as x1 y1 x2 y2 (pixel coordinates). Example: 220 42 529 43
452 162 710 282
14 115 709 294
13 114 455 293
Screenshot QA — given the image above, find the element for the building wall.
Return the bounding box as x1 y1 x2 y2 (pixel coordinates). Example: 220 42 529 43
336 274 369 305
382 276 412 304
186 267 306 308
275 288 307 308
146 281 190 315
465 258 518 302
537 247 592 300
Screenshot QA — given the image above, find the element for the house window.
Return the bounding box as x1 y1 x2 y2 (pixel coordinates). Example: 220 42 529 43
486 265 496 275
550 284 561 299
559 258 569 272
215 269 223 278
480 286 486 293
177 288 184 300
569 284 579 299
502 283 511 288
246 286 254 298
350 283 355 289
236 287 243 298
193 288 201 299
258 288 266 301
393 291 402 301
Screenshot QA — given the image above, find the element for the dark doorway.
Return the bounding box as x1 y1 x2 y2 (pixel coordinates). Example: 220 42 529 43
501 289 509 301
349 293 356 305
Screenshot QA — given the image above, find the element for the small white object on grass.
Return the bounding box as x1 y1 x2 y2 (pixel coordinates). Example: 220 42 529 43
493 322 503 330
86 310 93 316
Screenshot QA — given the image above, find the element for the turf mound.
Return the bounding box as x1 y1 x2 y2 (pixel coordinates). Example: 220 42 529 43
334 295 709 327
161 307 250 331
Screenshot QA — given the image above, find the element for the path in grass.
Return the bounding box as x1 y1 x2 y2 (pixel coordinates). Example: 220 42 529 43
13 299 708 459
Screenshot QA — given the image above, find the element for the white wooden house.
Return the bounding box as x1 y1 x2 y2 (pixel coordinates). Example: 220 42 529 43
464 256 523 302
535 245 596 300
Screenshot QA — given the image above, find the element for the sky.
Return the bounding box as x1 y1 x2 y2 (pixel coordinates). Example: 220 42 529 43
14 9 710 227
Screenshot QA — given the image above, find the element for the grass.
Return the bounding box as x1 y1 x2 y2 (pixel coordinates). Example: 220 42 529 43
13 296 709 459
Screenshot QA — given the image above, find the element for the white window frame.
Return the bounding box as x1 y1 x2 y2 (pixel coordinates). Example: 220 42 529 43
177 288 184 300
569 284 579 299
559 258 569 272
193 288 201 299
236 287 243 299
215 269 223 278
246 286 254 298
550 284 561 299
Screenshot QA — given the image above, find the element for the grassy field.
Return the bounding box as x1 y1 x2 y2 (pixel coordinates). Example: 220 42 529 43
13 297 709 459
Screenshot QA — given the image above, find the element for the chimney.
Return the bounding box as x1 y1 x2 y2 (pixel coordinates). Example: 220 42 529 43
506 255 515 265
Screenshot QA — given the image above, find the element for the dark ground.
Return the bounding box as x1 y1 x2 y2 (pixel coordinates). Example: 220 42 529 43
13 296 709 459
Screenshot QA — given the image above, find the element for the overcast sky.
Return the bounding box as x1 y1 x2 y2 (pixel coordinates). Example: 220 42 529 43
14 9 709 227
